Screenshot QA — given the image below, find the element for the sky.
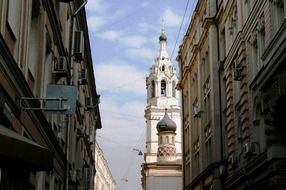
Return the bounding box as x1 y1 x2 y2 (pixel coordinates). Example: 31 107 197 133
85 0 197 189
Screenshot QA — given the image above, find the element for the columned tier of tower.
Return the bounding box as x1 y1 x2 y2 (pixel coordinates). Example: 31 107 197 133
157 131 177 162
144 107 182 163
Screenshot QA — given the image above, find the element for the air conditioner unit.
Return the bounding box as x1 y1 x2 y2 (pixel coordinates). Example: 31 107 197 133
228 155 237 166
233 59 242 81
193 106 203 118
73 31 84 62
257 19 265 33
70 170 77 182
57 131 63 139
78 69 88 85
243 142 259 157
53 56 67 73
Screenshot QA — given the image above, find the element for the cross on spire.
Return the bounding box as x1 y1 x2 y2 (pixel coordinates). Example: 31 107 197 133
161 19 165 34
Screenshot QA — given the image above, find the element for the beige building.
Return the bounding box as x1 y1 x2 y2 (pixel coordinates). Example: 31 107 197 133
0 0 102 189
141 29 182 190
177 0 286 189
94 142 116 190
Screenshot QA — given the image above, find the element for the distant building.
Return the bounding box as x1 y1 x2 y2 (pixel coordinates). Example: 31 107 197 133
177 0 286 189
94 142 116 190
0 0 101 189
141 27 182 190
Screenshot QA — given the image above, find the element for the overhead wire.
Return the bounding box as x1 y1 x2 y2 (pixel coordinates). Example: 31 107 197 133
118 126 145 189
184 0 198 33
170 0 191 61
98 76 146 93
100 108 143 119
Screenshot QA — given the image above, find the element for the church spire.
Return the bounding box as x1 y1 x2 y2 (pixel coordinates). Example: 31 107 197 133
158 19 169 60
161 19 165 35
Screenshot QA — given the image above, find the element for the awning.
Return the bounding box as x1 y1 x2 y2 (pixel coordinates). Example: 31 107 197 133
0 126 53 171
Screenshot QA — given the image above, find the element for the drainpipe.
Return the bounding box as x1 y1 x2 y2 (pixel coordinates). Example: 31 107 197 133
214 0 224 164
65 1 87 190
214 1 226 190
177 53 186 189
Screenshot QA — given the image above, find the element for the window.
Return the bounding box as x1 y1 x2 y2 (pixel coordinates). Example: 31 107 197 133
244 0 254 18
257 15 265 59
162 65 165 71
6 0 21 38
194 138 200 176
249 32 260 77
204 124 213 165
161 80 166 96
28 0 41 92
151 80 155 97
253 104 265 151
172 81 176 97
220 28 226 60
271 0 285 32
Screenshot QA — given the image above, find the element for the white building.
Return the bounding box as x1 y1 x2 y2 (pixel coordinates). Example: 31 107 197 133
141 27 182 190
94 142 116 190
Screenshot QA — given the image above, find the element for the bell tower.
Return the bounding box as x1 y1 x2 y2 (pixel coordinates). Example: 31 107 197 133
141 24 182 190
144 25 182 163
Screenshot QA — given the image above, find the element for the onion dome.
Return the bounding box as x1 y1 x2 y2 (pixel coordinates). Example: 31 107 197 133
159 33 167 41
156 109 176 132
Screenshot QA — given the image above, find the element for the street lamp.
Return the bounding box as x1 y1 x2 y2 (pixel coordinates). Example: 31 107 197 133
132 148 143 156
121 178 128 182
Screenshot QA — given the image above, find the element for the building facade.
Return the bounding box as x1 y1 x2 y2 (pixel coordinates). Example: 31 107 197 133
177 0 286 189
94 142 116 190
141 29 182 190
0 0 101 189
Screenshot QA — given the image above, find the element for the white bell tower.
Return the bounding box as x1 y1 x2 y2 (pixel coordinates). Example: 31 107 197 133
144 24 182 163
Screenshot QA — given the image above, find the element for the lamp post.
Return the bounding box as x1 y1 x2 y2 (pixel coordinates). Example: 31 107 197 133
132 148 143 156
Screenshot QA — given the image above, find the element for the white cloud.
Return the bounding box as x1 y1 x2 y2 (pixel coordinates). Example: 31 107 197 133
94 61 146 95
87 9 126 31
120 35 148 48
87 15 107 31
137 22 158 34
97 97 146 189
162 8 182 27
86 0 110 13
141 1 150 7
125 47 156 60
95 30 122 41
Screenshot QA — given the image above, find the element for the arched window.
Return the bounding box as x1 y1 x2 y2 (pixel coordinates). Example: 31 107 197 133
159 136 163 144
151 80 155 97
166 136 169 144
161 80 166 96
162 65 165 71
172 81 176 97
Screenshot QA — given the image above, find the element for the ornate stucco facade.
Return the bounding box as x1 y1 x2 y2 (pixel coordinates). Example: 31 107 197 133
141 29 182 190
94 142 116 190
0 0 102 189
177 0 286 189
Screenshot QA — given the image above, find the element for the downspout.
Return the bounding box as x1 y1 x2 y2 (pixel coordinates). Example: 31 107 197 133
65 1 87 190
214 0 224 164
214 0 226 189
176 53 185 189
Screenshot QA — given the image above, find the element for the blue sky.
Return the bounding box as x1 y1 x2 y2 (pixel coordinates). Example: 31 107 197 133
85 0 197 189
